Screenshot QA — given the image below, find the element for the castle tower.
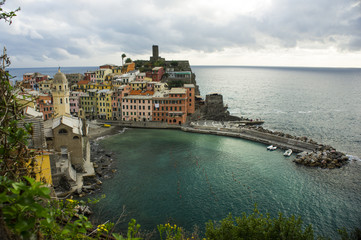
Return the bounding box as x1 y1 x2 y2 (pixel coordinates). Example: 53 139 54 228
152 45 159 59
52 68 70 117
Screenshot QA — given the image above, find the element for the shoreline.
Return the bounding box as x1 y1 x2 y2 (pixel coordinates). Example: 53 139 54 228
87 121 123 140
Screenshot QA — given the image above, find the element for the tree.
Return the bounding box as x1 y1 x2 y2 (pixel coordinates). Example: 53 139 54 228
125 57 132 63
121 53 126 66
0 0 20 25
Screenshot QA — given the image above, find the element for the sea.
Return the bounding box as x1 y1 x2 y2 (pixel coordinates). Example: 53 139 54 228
8 65 361 238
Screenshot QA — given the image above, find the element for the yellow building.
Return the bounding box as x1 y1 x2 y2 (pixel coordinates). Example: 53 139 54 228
96 89 113 120
51 69 70 117
130 81 148 91
34 152 52 184
95 69 112 83
39 79 53 93
87 82 112 91
155 82 168 92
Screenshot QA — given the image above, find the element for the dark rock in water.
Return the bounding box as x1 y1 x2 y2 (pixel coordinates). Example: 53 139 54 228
293 149 349 169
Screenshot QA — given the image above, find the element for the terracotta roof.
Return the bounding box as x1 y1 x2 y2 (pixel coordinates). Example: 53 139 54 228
77 80 90 85
130 90 154 96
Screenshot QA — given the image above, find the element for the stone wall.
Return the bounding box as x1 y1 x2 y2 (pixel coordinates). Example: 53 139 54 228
98 120 182 129
182 126 319 153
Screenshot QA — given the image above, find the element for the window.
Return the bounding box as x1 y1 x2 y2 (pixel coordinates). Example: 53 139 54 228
73 136 79 140
58 129 68 134
60 98 63 104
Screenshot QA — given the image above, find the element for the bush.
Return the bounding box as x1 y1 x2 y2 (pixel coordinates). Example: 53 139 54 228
205 206 317 240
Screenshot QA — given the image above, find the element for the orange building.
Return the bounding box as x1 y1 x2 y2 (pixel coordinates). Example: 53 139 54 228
37 94 53 120
184 84 195 114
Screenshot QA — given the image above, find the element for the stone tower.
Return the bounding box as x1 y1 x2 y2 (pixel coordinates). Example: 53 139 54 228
150 45 164 62
153 45 159 59
52 68 70 117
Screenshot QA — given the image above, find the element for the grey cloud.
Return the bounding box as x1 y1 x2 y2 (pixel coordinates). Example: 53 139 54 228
1 0 361 67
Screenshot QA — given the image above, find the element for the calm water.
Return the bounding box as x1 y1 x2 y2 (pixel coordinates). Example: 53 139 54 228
95 129 361 239
9 65 361 237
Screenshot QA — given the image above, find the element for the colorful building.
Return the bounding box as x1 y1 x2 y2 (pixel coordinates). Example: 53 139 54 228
111 85 131 120
79 89 97 120
184 84 195 114
122 90 153 121
84 71 96 83
129 81 148 91
37 94 53 120
70 91 85 117
51 69 70 117
152 88 188 125
96 89 113 120
150 67 165 82
95 69 112 83
39 80 52 94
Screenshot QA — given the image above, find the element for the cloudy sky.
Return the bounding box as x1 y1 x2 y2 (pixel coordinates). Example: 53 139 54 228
1 0 361 68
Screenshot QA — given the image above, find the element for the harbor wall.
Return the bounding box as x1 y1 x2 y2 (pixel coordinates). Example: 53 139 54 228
99 120 181 129
181 126 318 153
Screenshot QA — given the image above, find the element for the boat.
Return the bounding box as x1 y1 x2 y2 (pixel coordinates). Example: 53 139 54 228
283 149 293 156
103 124 111 128
267 145 277 151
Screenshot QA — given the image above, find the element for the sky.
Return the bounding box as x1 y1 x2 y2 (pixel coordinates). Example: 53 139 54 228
1 0 361 68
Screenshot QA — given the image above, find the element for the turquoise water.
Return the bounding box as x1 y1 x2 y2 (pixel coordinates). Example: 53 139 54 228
93 129 361 238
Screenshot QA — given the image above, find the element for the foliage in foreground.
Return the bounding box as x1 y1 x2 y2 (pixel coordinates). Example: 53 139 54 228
205 207 316 240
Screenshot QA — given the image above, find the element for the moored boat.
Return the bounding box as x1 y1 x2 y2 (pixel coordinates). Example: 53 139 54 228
267 145 277 151
284 149 292 156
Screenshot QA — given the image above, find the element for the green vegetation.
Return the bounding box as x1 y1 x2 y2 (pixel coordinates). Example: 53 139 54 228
205 206 316 240
122 53 127 65
125 58 132 64
167 79 186 88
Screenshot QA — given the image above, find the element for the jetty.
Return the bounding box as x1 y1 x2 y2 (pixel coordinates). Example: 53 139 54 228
182 121 318 153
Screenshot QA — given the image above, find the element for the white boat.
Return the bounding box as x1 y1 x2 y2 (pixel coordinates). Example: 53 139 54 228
267 145 277 151
284 149 293 156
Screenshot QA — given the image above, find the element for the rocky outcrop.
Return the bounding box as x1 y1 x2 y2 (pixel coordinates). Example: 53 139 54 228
196 93 241 121
75 140 117 197
293 148 349 169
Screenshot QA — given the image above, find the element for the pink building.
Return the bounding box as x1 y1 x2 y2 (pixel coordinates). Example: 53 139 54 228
136 72 146 81
111 85 131 120
122 90 153 121
84 71 96 83
69 91 84 116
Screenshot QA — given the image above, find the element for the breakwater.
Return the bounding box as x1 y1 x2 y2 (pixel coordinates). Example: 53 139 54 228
181 125 318 153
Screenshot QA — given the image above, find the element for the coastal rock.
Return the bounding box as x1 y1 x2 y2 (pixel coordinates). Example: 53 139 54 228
293 149 349 169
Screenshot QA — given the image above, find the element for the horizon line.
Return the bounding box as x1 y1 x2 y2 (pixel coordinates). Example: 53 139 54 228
8 64 361 70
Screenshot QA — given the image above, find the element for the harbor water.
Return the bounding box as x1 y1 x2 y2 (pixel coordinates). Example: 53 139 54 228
8 65 361 238
94 128 361 238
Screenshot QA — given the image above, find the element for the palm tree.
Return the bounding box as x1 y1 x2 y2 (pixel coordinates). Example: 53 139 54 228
121 53 126 66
